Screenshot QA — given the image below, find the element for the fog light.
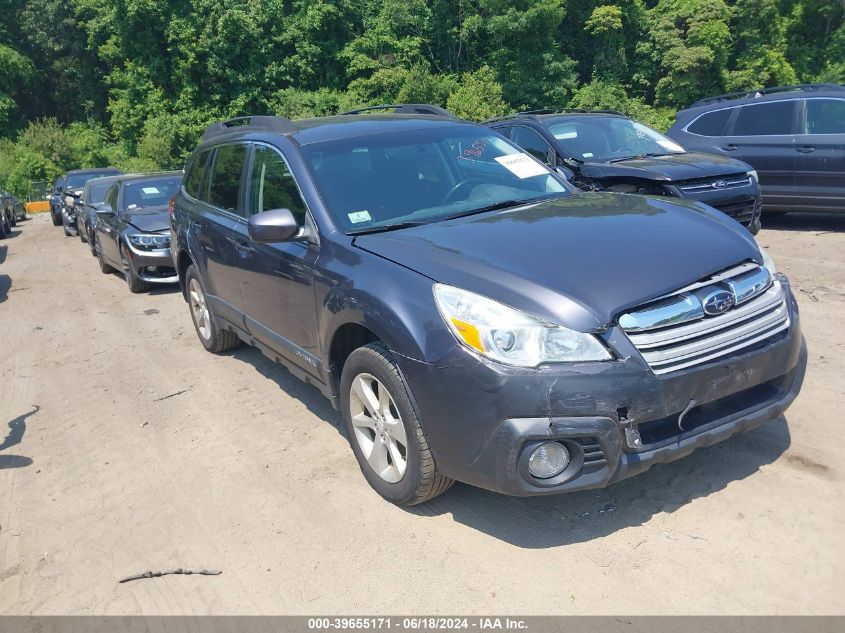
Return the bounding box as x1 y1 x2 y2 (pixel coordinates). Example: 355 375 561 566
527 442 569 479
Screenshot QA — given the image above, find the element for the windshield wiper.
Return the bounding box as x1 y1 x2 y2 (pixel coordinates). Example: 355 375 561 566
348 220 431 236
607 152 678 163
443 197 547 221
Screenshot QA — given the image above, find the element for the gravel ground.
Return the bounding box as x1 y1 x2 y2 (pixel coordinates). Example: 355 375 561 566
0 212 843 615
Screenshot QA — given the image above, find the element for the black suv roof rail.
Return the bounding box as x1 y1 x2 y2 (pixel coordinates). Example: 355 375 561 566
340 104 456 118
486 108 625 123
689 83 845 108
202 115 298 140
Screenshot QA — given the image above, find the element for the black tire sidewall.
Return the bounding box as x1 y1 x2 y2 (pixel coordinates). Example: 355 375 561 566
340 346 423 504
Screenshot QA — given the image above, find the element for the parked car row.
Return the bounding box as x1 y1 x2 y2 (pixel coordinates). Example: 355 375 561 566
53 100 807 507
0 189 28 238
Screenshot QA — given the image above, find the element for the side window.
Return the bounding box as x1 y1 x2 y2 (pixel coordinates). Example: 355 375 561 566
493 125 513 139
184 149 211 199
687 108 732 136
208 144 247 215
805 99 845 134
248 145 308 223
105 185 118 209
731 101 796 136
511 126 553 164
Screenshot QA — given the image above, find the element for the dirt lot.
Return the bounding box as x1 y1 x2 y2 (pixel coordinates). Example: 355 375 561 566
0 212 843 615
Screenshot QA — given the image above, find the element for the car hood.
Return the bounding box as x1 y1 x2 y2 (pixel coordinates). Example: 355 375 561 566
353 193 761 332
580 152 749 183
123 205 169 233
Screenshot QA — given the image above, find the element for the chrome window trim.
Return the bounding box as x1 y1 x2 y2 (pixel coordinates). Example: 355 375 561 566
682 97 800 138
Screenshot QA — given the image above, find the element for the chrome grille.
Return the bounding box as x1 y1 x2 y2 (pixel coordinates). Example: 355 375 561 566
677 175 751 193
620 266 790 375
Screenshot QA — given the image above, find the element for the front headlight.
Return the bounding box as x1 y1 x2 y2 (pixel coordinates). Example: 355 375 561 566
747 170 759 184
128 233 170 249
433 284 612 367
759 246 777 275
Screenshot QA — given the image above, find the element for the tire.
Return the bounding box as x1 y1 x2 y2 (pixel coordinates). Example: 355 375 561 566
340 342 453 506
0 217 6 239
9 213 16 228
63 222 72 237
185 264 240 353
51 212 62 226
121 244 151 294
95 235 116 274
79 221 88 243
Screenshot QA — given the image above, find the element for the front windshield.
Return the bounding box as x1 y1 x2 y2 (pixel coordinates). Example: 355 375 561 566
67 170 117 189
121 176 182 212
301 126 568 233
87 181 113 203
547 117 684 162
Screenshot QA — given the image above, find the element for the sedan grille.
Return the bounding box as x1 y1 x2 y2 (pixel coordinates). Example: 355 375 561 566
620 264 790 375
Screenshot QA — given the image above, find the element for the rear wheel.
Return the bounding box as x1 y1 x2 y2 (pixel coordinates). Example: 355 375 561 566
95 235 115 274
185 264 240 353
341 342 453 506
121 244 151 294
51 211 62 226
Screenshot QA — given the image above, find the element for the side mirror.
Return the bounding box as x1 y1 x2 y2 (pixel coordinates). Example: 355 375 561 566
248 208 299 243
555 165 573 181
96 203 114 216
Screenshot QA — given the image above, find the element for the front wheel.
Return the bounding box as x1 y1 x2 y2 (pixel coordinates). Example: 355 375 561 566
341 343 453 506
121 244 151 294
51 212 62 226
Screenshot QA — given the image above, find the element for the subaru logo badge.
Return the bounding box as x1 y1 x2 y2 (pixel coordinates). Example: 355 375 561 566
703 290 735 315
712 180 728 189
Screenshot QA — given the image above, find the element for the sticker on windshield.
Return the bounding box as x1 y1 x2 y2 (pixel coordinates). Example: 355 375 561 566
348 210 372 224
142 187 161 195
494 153 549 179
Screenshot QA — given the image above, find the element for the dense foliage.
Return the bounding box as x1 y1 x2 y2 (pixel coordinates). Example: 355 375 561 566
1 0 843 198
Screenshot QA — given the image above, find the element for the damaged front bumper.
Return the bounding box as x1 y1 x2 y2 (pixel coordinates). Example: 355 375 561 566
397 291 806 496
124 241 179 284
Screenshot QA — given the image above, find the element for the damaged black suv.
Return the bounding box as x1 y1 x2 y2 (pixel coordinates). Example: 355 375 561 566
487 110 763 234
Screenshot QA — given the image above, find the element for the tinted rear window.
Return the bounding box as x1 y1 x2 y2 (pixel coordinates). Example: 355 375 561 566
805 99 845 134
184 149 211 199
208 144 247 214
732 101 796 136
687 108 732 136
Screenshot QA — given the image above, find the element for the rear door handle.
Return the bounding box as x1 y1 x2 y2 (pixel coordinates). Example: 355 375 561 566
720 144 739 151
797 146 815 153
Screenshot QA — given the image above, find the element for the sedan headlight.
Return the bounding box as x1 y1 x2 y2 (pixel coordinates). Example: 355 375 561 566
747 169 759 184
433 284 611 367
128 233 170 250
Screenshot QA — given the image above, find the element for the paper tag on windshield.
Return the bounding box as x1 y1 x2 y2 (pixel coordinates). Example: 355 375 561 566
348 210 371 224
494 153 548 179
142 187 161 195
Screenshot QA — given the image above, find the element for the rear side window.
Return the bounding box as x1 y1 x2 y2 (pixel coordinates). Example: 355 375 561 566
248 145 308 223
208 144 247 214
805 99 845 134
687 108 732 136
511 126 553 164
731 101 796 136
184 150 211 199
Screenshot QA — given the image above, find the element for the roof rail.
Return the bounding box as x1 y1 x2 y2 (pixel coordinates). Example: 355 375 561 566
340 104 456 118
202 115 298 140
689 83 845 108
485 108 625 123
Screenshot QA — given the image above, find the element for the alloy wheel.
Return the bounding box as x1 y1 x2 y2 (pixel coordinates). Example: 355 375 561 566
348 373 408 483
188 278 212 341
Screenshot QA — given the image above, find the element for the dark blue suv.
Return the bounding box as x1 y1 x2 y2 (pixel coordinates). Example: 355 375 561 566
171 106 806 505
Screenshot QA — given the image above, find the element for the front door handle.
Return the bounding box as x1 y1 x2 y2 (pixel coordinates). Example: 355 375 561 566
720 144 739 151
234 240 256 257
797 146 816 153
